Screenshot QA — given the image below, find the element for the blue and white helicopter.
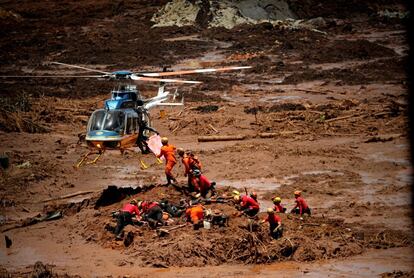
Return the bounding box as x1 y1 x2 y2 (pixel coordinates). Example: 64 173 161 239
1 62 251 166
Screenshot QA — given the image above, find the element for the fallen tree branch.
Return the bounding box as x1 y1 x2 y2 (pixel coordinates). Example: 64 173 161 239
198 135 247 142
258 130 302 138
42 190 96 203
208 124 219 133
324 113 362 123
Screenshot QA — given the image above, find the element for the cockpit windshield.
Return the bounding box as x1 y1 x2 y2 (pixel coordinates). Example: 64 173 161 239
88 110 125 133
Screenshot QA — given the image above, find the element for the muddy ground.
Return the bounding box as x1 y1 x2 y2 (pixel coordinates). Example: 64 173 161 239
0 0 413 277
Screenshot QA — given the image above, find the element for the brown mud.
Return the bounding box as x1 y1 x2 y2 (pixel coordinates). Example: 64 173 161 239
0 0 412 277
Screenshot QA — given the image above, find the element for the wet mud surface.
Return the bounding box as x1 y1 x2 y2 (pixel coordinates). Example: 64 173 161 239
0 0 412 277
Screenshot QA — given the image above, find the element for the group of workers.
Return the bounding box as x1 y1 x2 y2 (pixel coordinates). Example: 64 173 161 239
156 137 216 198
232 190 311 239
113 136 312 240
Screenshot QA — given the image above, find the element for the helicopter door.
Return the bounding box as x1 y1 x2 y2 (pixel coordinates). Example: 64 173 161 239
125 113 139 135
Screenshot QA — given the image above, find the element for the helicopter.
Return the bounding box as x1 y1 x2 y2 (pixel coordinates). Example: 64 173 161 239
1 62 251 167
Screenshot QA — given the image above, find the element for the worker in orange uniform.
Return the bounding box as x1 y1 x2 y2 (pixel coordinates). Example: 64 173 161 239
157 137 177 185
185 204 204 230
114 199 141 240
272 197 286 213
261 208 283 239
291 190 311 216
234 194 260 217
177 148 202 192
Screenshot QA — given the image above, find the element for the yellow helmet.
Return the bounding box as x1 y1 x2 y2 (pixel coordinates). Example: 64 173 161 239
161 137 168 145
234 195 241 202
232 190 240 196
130 199 138 205
273 197 282 203
294 190 301 196
267 208 274 214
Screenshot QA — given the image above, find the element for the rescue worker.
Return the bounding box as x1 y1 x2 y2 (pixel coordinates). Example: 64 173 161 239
187 151 202 171
273 197 286 213
261 208 283 239
177 148 202 191
234 193 260 217
185 204 204 230
291 190 311 216
114 199 141 240
135 107 159 154
192 169 216 198
139 201 164 228
250 191 258 201
159 199 185 217
157 137 177 185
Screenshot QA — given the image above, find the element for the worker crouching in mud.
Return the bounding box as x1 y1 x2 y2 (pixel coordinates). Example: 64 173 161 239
192 169 216 198
291 190 311 217
273 197 287 213
157 137 177 185
233 193 260 217
139 201 165 229
114 199 141 240
185 204 204 230
261 208 283 239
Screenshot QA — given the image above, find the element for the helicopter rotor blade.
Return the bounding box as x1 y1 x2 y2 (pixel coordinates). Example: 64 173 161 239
0 75 107 78
50 62 112 75
139 66 252 77
130 75 201 84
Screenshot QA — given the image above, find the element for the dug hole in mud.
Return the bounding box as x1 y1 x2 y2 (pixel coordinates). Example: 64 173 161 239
0 0 413 277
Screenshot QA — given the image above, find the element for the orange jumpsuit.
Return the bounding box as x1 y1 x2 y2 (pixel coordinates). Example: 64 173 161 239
157 144 177 184
185 205 204 224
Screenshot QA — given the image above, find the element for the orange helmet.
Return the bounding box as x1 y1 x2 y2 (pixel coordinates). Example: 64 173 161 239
250 191 258 200
294 190 301 196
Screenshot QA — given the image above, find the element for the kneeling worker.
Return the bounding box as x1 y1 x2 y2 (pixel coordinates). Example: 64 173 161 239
262 208 283 239
291 190 311 216
185 204 204 230
139 201 164 229
114 199 141 240
192 169 216 198
273 197 286 213
234 193 260 217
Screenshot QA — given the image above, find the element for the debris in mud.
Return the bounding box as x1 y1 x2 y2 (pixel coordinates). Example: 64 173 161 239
381 270 414 278
269 103 306 112
301 39 397 63
193 105 219 113
0 109 51 133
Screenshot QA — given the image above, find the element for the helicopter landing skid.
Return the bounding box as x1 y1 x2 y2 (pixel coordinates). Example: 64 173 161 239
75 149 105 168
